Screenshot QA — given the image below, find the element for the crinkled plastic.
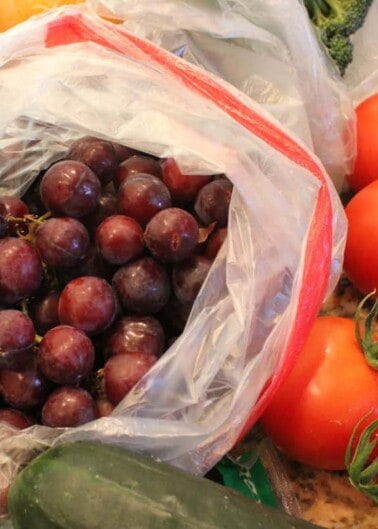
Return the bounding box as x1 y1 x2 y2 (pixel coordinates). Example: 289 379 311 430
0 5 346 504
87 0 355 192
343 0 378 106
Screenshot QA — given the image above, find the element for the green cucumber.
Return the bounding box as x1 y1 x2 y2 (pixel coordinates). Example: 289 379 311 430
8 441 322 529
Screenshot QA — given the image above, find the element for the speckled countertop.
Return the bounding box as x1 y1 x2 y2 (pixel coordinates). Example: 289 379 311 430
282 457 378 529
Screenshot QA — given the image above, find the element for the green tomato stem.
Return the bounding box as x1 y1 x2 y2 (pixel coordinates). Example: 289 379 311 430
345 412 378 504
355 291 378 369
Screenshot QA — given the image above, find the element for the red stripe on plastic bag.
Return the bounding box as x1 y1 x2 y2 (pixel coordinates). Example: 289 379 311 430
45 12 334 439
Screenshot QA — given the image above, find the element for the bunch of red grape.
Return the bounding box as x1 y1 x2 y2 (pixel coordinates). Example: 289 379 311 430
0 136 231 431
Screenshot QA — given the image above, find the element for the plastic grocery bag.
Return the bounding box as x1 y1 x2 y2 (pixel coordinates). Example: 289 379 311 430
88 0 355 192
343 0 378 106
0 4 346 498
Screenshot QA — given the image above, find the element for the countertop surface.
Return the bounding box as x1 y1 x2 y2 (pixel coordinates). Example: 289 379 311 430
283 456 378 529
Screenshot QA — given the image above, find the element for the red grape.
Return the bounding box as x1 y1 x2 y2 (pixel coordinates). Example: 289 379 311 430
41 386 96 427
0 358 52 410
38 325 95 385
83 191 119 238
30 290 61 335
0 408 34 429
112 257 171 315
67 136 118 185
0 196 29 218
161 158 212 205
58 276 117 335
194 179 233 227
104 352 158 406
95 214 144 265
0 310 35 369
114 155 162 190
117 173 171 227
172 255 212 306
112 142 141 163
205 227 227 260
0 237 43 305
40 160 101 218
35 216 90 268
104 316 165 358
95 396 114 418
144 207 199 263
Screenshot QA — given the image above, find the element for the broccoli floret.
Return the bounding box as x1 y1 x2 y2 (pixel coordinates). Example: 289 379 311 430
303 0 374 74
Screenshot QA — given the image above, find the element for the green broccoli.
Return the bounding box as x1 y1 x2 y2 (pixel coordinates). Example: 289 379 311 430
303 0 374 75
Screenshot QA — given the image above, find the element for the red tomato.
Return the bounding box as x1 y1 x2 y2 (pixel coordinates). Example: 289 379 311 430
260 316 378 470
344 180 378 295
347 93 378 192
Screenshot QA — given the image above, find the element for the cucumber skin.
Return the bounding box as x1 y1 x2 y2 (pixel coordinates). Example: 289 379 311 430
8 442 322 529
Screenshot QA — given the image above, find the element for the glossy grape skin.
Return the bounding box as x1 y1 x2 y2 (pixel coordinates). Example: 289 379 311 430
0 237 43 305
112 143 140 163
67 136 118 185
58 276 117 336
0 310 36 370
161 158 212 205
104 352 158 406
30 291 60 335
38 325 95 385
40 160 101 218
0 408 34 429
117 173 171 227
95 215 144 265
114 155 162 190
104 316 165 358
35 216 90 268
0 196 29 218
205 227 227 260
144 207 199 263
0 359 52 410
94 396 114 418
172 255 212 306
83 191 119 238
194 179 233 227
41 386 96 428
112 257 171 315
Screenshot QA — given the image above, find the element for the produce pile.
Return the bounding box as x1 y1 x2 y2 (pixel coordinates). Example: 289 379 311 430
0 0 378 527
0 136 230 429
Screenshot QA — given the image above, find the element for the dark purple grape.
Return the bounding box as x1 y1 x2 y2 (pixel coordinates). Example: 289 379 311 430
0 310 35 369
0 196 29 236
0 359 52 410
40 160 101 218
82 191 119 238
30 291 61 335
172 255 212 306
0 237 43 305
112 257 171 315
67 136 118 185
104 352 158 406
35 216 90 268
114 155 162 190
104 316 165 358
158 295 191 332
63 245 115 282
0 408 34 429
111 143 141 163
205 227 227 260
161 158 212 205
117 173 171 227
58 276 117 335
38 324 95 385
95 215 144 265
144 207 199 263
194 179 233 227
41 386 96 427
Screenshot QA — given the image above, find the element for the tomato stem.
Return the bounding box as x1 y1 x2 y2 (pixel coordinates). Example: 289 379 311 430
355 291 378 369
346 412 378 504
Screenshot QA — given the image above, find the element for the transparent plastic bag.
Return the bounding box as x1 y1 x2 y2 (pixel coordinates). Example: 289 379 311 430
88 0 355 192
343 0 378 106
0 4 346 506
